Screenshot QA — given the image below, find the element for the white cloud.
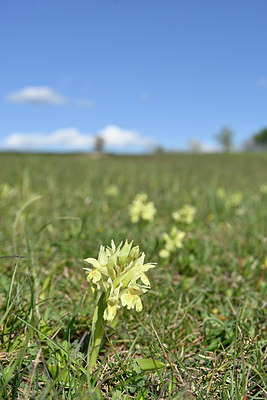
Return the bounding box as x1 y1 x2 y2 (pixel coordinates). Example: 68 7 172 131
6 86 95 109
99 125 153 147
256 78 267 88
2 128 93 151
6 86 67 105
1 125 153 151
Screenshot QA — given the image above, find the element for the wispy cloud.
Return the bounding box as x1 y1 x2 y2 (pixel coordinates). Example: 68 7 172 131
6 86 94 108
1 125 153 152
74 98 94 109
140 92 150 102
2 128 93 151
99 125 152 147
256 78 267 88
6 86 67 105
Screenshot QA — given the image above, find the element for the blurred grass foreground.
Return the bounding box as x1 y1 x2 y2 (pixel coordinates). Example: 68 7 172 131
0 152 266 399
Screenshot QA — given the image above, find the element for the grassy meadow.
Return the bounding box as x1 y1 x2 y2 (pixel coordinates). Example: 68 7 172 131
0 152 266 399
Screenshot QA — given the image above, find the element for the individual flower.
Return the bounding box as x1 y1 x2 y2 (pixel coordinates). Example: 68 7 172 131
260 184 267 194
0 183 16 199
103 283 122 321
121 283 146 312
216 188 243 210
216 187 226 199
129 193 156 223
84 240 156 321
225 191 243 208
159 227 186 258
172 204 196 225
207 213 215 221
105 184 119 197
84 196 92 206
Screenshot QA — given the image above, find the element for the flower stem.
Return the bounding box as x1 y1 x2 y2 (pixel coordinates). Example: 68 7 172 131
88 292 107 373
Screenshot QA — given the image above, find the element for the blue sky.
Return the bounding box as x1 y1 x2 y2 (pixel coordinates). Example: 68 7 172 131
0 0 266 152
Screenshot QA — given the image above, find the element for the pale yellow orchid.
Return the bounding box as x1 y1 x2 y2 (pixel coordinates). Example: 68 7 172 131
158 248 170 259
216 188 243 209
159 227 186 258
129 193 156 223
105 184 119 197
121 283 146 312
225 192 243 208
216 187 226 199
0 183 16 199
260 184 267 194
172 204 196 225
84 240 156 321
103 282 122 321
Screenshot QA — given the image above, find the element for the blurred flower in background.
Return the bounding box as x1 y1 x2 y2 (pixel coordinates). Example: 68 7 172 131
159 227 186 258
129 193 156 223
259 184 267 194
172 204 196 224
105 184 119 197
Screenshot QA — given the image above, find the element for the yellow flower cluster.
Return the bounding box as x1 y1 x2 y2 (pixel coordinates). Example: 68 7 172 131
216 187 226 199
172 204 196 225
129 193 156 223
84 240 156 321
159 227 185 258
0 183 16 199
105 184 119 197
260 184 267 194
216 188 243 208
225 191 243 208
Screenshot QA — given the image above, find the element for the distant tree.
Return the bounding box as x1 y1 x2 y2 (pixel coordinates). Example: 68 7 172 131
153 145 165 155
214 127 234 152
242 138 256 152
94 135 105 153
252 127 267 149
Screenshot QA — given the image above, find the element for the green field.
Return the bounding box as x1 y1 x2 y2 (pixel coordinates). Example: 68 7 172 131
0 153 266 399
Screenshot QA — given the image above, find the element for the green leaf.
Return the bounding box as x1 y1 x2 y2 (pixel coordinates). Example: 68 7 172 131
134 358 165 371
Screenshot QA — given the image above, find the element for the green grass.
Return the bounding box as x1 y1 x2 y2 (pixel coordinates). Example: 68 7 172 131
0 152 266 399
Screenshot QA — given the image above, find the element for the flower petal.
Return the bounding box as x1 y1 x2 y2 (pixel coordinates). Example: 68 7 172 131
121 291 136 309
84 258 102 269
98 246 108 265
103 304 117 321
159 249 170 258
87 269 102 284
135 297 143 312
140 272 150 286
